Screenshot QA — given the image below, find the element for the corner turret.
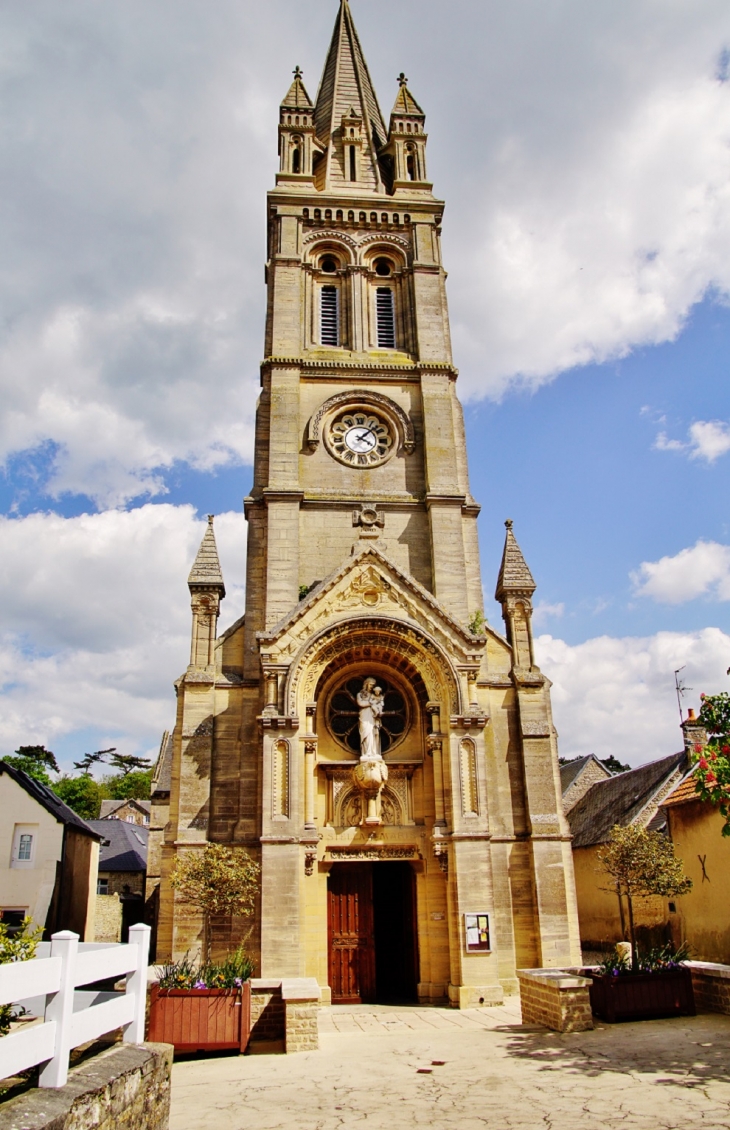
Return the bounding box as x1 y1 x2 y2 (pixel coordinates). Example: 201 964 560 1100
278 66 318 185
495 519 537 671
188 515 225 669
382 74 431 192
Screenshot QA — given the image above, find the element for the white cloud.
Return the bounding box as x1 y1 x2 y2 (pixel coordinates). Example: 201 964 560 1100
0 2 729 497
631 540 730 604
532 601 565 627
536 627 730 765
0 505 246 766
655 419 730 463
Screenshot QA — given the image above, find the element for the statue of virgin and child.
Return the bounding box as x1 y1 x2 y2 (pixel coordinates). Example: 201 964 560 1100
357 677 385 761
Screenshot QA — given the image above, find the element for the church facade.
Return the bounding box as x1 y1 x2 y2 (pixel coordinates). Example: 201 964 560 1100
157 0 581 1007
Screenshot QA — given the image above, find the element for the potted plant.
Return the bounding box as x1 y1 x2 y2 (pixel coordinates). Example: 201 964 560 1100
589 824 695 1022
148 947 254 1053
148 844 259 1053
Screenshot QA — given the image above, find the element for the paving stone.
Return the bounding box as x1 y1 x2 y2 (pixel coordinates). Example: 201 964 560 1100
170 1006 730 1130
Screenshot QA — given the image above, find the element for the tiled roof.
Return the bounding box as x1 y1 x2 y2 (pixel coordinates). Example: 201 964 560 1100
87 820 148 872
567 752 687 848
661 769 702 808
560 754 600 793
0 761 102 840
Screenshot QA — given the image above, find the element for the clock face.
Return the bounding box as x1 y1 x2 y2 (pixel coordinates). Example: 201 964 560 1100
345 426 377 454
328 411 393 466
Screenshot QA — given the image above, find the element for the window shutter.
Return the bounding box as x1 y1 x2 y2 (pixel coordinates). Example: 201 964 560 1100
376 288 396 348
320 285 339 346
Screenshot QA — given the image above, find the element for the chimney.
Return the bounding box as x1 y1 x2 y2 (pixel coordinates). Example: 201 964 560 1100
681 707 707 755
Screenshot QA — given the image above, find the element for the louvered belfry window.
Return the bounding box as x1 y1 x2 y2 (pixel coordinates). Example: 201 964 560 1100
320 285 339 346
376 287 396 348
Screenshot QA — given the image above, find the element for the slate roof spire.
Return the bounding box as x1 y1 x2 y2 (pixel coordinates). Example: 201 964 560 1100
314 0 387 191
188 515 226 597
495 519 536 602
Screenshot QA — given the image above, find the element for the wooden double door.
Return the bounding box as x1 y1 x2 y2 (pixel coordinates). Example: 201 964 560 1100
328 862 418 1004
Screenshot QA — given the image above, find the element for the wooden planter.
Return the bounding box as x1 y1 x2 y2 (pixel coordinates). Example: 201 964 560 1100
589 968 695 1023
148 981 251 1053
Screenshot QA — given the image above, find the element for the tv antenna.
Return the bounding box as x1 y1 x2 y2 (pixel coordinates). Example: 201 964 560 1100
674 667 691 724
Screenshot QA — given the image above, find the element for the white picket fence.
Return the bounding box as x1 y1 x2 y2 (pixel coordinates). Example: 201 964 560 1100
0 923 150 1088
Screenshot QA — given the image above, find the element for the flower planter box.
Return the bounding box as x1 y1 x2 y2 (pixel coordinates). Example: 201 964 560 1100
588 968 695 1023
147 981 251 1053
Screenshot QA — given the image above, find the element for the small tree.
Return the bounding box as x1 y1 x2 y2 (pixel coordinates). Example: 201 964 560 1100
693 691 730 836
597 824 692 971
170 844 260 963
54 775 109 820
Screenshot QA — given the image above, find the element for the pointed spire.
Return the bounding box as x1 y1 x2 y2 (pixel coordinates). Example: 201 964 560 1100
188 515 225 596
495 519 536 602
281 65 314 111
391 73 424 118
314 0 387 190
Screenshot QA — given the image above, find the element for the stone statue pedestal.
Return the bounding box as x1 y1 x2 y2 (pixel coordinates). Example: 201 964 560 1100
352 757 388 826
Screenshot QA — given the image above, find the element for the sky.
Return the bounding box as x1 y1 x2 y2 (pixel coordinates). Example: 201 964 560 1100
1 0 729 773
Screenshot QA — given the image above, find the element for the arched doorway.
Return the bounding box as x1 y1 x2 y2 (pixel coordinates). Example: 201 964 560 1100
328 861 418 1004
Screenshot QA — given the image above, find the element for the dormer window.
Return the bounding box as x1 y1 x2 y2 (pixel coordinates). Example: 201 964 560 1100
349 146 357 181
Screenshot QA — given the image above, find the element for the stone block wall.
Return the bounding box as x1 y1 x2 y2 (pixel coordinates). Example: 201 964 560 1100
284 1001 318 1053
518 969 593 1033
0 1043 172 1130
689 962 730 1015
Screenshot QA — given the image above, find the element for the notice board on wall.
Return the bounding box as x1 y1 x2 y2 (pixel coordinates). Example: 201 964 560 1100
464 913 491 953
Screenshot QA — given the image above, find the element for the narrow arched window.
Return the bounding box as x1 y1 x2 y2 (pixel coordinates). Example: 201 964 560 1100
376 288 395 349
406 152 416 181
320 286 339 346
292 148 301 174
349 146 357 182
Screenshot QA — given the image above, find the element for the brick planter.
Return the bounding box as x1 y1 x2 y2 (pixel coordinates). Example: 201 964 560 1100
147 982 251 1053
518 969 593 1033
588 968 695 1023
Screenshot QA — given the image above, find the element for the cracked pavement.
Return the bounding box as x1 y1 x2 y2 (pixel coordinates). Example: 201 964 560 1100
170 1001 730 1130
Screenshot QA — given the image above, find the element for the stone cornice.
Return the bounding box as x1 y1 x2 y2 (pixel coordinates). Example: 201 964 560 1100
261 356 458 378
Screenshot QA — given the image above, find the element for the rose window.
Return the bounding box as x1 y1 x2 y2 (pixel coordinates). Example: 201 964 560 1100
326 677 408 755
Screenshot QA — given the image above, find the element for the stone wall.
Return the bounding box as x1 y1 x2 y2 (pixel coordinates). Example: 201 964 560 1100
518 969 593 1033
94 893 122 942
0 1043 172 1130
689 962 730 1016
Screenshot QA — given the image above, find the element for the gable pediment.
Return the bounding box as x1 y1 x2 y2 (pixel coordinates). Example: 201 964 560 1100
256 545 503 665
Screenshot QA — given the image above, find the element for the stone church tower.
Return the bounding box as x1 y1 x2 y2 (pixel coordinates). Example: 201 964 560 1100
157 0 581 1006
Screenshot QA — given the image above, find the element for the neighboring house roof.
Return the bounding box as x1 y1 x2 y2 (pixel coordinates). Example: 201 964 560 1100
0 761 102 840
151 731 173 797
87 820 148 872
99 798 151 819
560 754 608 794
660 767 702 809
567 751 687 848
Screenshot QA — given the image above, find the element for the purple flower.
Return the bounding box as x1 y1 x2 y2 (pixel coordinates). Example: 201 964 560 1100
194 980 207 989
234 978 242 987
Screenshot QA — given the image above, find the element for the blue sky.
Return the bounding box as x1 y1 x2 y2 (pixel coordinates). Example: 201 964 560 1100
1 0 729 772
